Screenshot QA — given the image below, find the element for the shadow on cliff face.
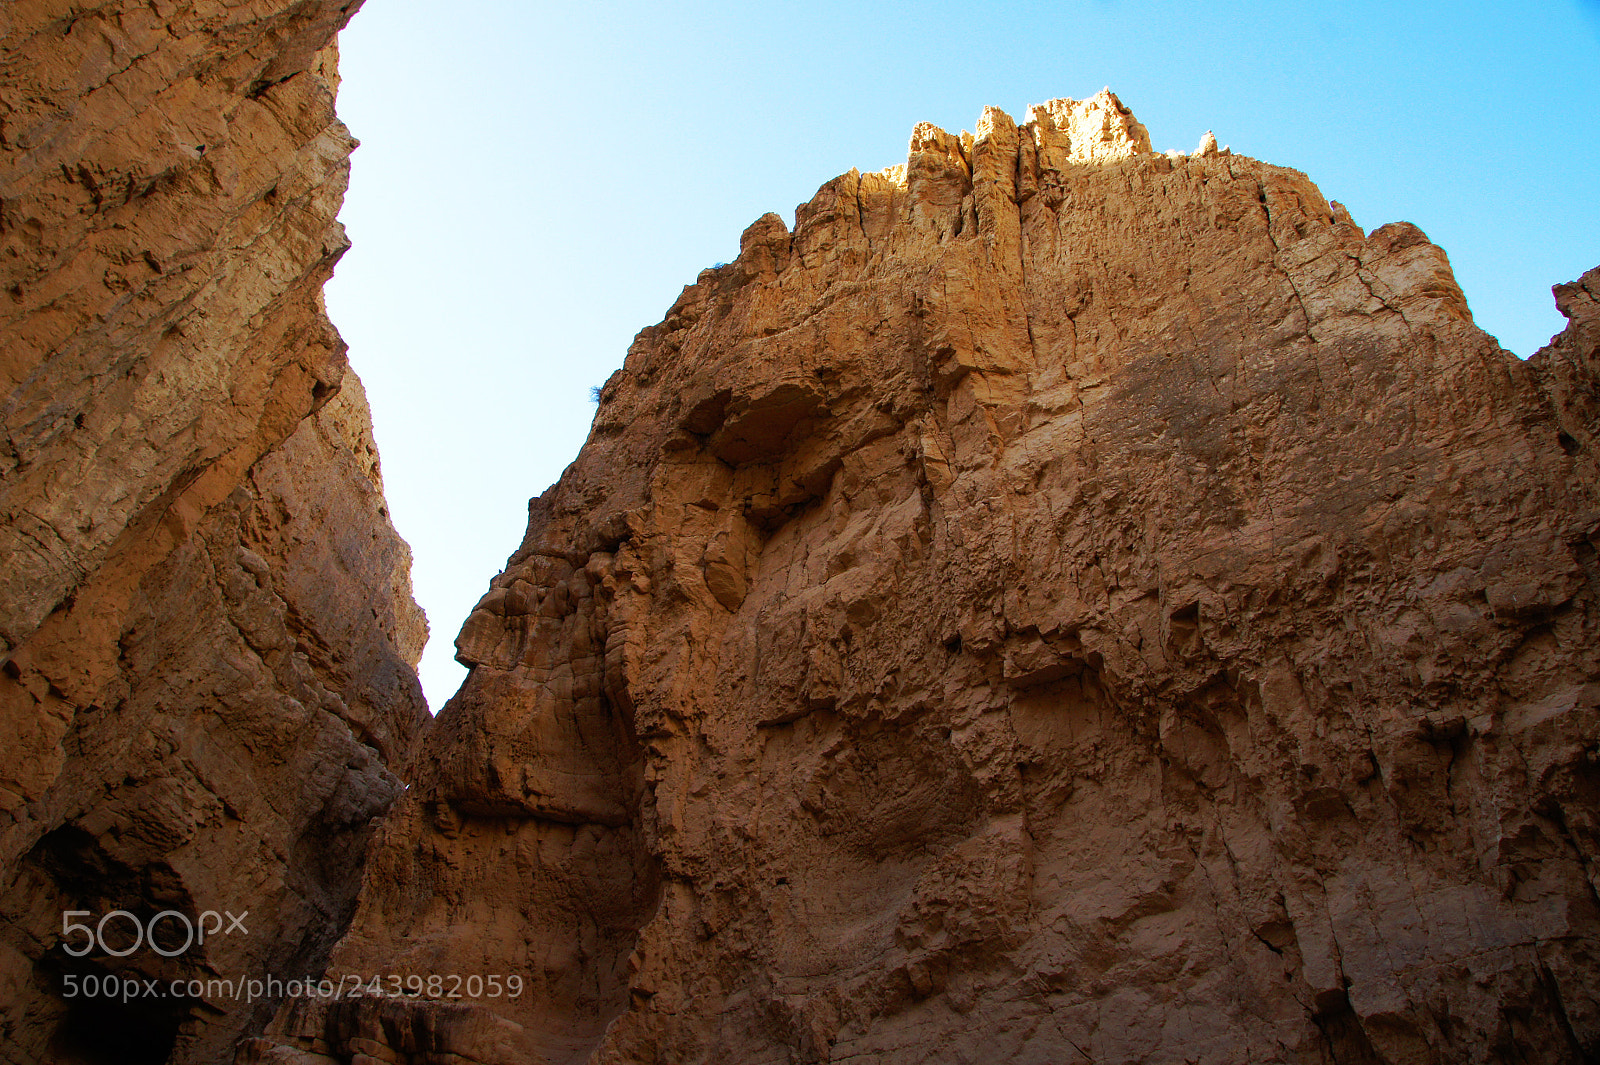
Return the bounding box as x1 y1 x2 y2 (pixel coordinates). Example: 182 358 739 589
244 568 664 1065
20 824 196 1065
12 781 416 1065
51 987 188 1065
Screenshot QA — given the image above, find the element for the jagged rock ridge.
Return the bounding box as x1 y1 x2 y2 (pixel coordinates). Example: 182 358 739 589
0 4 429 1063
269 92 1600 1064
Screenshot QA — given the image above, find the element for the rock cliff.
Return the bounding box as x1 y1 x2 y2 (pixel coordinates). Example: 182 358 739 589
257 93 1600 1065
0 3 429 1063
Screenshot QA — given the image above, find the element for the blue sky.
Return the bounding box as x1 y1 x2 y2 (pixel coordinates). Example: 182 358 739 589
325 0 1600 709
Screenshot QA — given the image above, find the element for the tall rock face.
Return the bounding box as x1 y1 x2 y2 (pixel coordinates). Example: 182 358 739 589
0 4 429 1064
260 94 1600 1064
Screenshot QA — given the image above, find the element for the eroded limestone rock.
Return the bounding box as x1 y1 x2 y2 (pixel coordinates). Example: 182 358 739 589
0 4 429 1062
260 93 1599 1064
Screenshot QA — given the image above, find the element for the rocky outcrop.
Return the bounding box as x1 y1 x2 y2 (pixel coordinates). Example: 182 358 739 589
0 4 429 1063
256 92 1600 1065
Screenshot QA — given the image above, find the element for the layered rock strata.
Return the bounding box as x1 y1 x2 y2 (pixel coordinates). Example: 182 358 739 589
260 93 1600 1064
0 4 429 1063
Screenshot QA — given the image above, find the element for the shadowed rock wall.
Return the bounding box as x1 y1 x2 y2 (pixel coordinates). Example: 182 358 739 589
0 4 430 1062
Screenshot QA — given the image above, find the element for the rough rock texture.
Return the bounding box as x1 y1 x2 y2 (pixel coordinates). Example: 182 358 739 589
260 93 1600 1064
0 4 429 1063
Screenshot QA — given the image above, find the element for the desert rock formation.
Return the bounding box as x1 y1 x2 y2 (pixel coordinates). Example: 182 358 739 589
253 93 1600 1064
0 3 429 1063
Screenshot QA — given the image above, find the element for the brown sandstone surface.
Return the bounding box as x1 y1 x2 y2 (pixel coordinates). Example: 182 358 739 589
0 3 429 1063
257 93 1600 1065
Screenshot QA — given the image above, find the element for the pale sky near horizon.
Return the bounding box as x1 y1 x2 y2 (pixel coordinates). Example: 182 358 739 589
325 0 1600 711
